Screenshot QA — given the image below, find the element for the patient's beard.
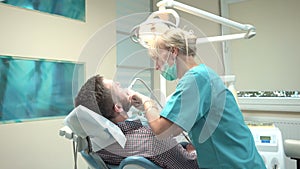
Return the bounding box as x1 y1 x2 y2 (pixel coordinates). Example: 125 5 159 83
120 99 131 112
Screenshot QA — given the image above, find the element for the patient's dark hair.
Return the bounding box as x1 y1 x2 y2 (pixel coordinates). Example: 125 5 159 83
74 75 115 119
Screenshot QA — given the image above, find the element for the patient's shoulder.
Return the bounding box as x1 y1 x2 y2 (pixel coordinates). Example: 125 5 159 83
117 120 145 133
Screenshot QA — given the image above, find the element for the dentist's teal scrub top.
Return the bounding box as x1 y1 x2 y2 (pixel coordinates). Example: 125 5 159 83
160 64 266 169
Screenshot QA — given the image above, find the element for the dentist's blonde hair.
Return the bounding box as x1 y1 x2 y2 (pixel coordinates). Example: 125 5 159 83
149 28 197 58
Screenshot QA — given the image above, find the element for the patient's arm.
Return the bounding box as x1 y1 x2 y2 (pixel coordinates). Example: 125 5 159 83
159 141 199 169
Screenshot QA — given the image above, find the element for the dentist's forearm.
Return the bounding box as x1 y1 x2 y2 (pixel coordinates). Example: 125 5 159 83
143 100 182 138
143 100 160 122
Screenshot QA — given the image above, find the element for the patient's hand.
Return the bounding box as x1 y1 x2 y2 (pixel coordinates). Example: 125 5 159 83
186 143 195 153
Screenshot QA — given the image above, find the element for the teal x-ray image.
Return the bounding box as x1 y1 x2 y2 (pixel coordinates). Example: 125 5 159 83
0 0 85 21
0 56 85 123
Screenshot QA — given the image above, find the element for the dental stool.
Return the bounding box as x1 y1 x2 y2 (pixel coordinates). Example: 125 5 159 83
284 139 300 169
60 105 162 169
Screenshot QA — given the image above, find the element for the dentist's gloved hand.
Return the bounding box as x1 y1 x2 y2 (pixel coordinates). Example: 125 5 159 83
129 91 151 111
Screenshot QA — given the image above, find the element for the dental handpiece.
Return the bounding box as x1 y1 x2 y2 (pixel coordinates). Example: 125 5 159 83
128 78 138 90
128 78 163 108
128 78 192 144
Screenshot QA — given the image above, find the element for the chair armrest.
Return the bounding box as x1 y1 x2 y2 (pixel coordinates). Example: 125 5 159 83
119 156 162 169
284 139 300 159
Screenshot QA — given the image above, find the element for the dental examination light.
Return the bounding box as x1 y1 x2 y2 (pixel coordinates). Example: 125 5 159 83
130 9 180 48
130 0 256 47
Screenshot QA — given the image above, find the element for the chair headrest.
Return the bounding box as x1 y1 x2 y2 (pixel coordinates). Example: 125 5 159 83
64 105 127 151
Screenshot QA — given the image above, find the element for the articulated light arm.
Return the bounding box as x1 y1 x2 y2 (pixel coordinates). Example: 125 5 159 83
156 0 256 43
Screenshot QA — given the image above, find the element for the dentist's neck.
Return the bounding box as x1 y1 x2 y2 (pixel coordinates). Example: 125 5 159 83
177 55 197 79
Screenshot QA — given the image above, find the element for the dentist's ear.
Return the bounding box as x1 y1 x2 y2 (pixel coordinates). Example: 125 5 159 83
171 47 179 57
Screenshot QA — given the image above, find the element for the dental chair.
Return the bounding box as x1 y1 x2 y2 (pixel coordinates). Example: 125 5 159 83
59 105 162 169
284 139 300 169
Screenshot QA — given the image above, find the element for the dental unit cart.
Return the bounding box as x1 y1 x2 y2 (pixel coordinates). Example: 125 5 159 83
247 121 286 169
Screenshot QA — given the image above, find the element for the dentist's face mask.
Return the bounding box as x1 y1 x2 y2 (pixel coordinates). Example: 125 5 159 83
161 51 177 81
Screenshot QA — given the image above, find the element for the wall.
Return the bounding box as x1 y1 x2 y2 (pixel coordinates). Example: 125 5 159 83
229 0 300 91
0 0 116 168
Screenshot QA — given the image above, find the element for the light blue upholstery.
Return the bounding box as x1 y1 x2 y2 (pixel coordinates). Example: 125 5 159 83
118 156 162 169
81 149 162 169
80 150 110 169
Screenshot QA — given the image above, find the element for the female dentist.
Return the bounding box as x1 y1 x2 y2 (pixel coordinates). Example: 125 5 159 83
130 28 266 169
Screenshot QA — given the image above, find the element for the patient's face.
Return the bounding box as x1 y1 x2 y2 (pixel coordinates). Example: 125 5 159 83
103 79 131 112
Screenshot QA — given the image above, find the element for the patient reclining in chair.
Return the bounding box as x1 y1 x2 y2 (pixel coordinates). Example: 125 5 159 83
74 74 199 169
